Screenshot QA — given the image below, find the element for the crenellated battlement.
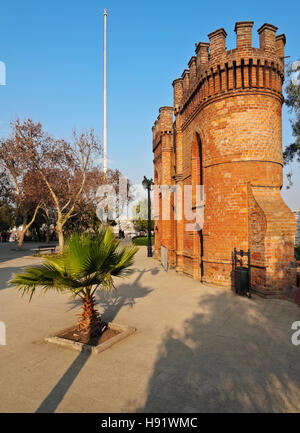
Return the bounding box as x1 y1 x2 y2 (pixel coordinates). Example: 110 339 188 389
171 21 286 125
152 106 173 150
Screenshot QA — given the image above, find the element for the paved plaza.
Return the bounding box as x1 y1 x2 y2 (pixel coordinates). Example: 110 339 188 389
0 242 300 413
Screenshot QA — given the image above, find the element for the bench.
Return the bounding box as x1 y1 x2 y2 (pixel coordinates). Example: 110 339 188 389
33 245 57 254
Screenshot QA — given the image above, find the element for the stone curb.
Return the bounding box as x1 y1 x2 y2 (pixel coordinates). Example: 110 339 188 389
45 322 137 354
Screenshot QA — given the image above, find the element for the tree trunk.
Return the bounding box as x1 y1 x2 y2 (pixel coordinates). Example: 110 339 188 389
18 230 26 249
18 204 41 249
17 213 27 249
56 221 64 254
78 296 103 337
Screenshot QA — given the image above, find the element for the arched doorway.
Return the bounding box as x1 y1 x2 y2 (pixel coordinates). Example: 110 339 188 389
191 132 204 280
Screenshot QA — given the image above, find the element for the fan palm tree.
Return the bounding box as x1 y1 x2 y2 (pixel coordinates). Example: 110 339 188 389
10 226 138 337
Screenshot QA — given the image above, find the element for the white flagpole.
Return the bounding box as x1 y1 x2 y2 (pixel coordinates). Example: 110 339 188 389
103 8 107 173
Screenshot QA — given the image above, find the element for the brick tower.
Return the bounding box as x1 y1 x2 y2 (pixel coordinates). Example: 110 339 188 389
152 21 297 298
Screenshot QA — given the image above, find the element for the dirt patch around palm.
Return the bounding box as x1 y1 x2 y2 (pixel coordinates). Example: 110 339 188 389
56 324 121 346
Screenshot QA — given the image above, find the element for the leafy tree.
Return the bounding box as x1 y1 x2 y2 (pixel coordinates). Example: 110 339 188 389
12 119 101 252
132 199 154 233
63 201 101 235
62 168 130 234
0 166 12 202
0 167 14 232
17 170 49 246
89 168 133 225
0 125 49 248
0 202 15 232
10 226 138 337
1 119 131 249
132 217 154 233
283 61 300 185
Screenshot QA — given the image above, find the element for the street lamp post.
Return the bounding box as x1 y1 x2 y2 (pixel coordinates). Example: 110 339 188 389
142 176 154 257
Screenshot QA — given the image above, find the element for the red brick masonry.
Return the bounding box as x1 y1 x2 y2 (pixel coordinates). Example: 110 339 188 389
153 21 297 298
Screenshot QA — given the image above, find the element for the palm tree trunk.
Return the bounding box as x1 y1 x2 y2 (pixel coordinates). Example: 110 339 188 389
78 296 102 337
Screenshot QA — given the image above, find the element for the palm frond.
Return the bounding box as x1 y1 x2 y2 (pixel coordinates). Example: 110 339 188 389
10 225 138 302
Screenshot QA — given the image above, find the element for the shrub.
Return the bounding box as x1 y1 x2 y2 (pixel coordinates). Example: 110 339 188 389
132 236 154 246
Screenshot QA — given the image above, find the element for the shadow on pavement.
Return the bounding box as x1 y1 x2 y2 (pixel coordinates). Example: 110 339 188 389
35 348 91 413
35 268 155 413
0 242 59 290
66 267 158 323
0 266 33 291
135 292 300 413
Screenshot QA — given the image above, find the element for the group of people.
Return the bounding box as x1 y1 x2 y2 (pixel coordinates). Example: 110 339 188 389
118 229 125 239
0 231 10 242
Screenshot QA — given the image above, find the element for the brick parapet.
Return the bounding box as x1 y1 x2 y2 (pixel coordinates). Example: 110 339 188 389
152 106 174 151
171 22 285 125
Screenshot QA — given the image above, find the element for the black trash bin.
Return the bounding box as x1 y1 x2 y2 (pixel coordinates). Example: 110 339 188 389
235 266 250 296
233 248 251 298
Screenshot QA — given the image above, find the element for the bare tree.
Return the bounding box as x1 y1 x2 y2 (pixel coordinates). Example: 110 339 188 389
0 127 48 248
13 119 101 252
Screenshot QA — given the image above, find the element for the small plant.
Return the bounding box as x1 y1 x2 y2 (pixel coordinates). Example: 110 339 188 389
10 226 138 338
132 236 154 246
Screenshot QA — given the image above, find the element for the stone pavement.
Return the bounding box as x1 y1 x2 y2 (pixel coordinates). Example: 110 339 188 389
0 242 300 413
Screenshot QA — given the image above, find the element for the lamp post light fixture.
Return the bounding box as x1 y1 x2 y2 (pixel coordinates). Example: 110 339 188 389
142 176 154 257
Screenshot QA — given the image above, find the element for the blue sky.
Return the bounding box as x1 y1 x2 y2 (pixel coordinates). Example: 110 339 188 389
0 0 299 209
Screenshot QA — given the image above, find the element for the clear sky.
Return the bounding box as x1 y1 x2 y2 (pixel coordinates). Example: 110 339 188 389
0 0 299 209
